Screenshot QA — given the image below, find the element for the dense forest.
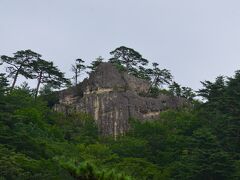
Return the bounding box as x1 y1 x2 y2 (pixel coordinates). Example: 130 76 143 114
0 47 240 179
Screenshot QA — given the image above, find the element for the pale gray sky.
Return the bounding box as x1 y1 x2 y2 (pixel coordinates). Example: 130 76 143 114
1 0 240 90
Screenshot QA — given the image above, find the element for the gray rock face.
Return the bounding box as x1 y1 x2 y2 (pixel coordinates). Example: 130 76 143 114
54 63 187 136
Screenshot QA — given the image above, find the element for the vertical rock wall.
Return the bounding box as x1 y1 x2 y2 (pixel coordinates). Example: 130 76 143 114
54 63 188 136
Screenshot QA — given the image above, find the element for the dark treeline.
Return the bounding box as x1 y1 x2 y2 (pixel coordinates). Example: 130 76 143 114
0 47 239 179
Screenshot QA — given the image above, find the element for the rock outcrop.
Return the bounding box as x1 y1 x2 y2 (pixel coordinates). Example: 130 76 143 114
54 63 187 136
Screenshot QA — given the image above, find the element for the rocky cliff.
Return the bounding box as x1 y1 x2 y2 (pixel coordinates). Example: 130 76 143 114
54 63 187 137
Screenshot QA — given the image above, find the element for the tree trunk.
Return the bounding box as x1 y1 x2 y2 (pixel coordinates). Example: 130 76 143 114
147 77 157 94
11 69 19 91
35 72 42 100
126 63 130 72
75 68 78 85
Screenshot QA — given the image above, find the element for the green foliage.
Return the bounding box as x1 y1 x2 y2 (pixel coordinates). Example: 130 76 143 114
60 160 132 180
1 49 70 100
88 56 104 72
110 59 127 72
0 50 41 90
147 86 161 97
32 58 70 99
149 62 173 88
0 73 9 95
1 49 240 179
39 83 59 108
0 145 68 179
109 46 150 81
109 137 149 159
169 81 196 101
131 67 151 82
198 72 240 153
115 158 162 180
55 112 98 143
110 46 148 73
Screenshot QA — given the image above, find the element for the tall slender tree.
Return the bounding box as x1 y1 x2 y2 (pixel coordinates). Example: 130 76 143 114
169 81 182 97
32 58 70 99
0 50 41 90
71 59 86 85
149 62 173 88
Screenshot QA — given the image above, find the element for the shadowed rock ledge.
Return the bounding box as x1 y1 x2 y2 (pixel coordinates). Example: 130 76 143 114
54 63 188 136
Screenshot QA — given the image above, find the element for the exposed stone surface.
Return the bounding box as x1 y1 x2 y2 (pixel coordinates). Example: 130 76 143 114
54 63 188 136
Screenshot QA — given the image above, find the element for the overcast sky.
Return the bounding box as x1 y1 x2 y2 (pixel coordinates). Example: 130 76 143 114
1 0 240 90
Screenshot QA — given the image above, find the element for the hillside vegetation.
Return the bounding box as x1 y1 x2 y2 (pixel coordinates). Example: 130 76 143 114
0 48 240 179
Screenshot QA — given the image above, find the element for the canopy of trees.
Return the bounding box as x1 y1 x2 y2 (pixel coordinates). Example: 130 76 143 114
0 48 238 179
1 50 70 99
110 46 148 72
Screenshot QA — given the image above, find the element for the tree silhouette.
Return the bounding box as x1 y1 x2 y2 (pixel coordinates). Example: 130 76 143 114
169 81 196 100
169 81 182 97
0 73 9 95
0 50 41 90
71 59 86 85
88 56 104 72
110 46 148 72
32 58 70 99
149 62 173 88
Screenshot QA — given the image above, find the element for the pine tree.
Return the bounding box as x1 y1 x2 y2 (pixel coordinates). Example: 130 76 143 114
88 56 104 72
149 62 173 89
0 50 41 90
0 73 9 95
31 58 70 99
71 59 86 85
110 46 148 72
169 82 195 100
